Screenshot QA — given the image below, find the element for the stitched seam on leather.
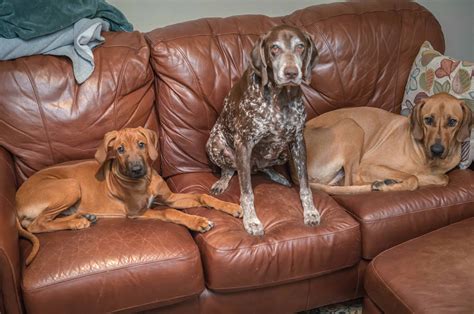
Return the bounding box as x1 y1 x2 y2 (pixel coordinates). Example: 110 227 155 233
0 194 14 209
0 150 15 178
113 49 132 129
22 254 200 292
111 294 199 313
305 276 311 310
173 44 210 108
0 241 22 312
197 224 360 252
208 262 358 292
207 19 240 79
370 261 414 312
391 9 404 112
21 59 56 165
314 27 347 101
358 199 474 223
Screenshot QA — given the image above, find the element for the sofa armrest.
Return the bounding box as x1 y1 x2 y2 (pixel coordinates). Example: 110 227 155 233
0 147 22 314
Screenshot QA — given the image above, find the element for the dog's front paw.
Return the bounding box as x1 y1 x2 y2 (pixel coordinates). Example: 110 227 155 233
71 217 92 230
229 204 243 218
195 217 214 233
371 179 400 191
243 217 264 236
82 213 98 224
304 208 321 226
210 180 229 195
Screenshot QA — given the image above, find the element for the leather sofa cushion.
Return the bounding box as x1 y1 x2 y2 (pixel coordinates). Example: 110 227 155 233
0 31 157 184
336 169 474 259
167 172 360 292
21 219 203 314
146 1 444 178
365 217 474 313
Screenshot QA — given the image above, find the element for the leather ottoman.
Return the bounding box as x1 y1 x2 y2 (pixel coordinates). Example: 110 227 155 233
364 217 474 313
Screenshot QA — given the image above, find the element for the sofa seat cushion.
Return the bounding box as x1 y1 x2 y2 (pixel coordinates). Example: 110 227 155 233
167 172 360 292
365 217 474 313
21 219 204 314
335 169 474 259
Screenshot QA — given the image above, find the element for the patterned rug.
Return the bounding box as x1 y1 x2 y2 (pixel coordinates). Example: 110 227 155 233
309 299 362 314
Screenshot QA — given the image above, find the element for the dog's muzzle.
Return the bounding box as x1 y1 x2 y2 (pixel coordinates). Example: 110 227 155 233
128 161 147 178
277 65 302 86
430 143 445 158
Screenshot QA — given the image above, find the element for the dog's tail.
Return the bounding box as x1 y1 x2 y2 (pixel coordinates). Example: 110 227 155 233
16 218 39 266
309 182 372 195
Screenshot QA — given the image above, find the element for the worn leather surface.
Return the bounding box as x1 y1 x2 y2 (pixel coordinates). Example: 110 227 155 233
21 219 204 314
199 263 362 314
139 297 200 314
365 217 474 313
0 31 158 184
336 169 474 259
167 172 360 291
146 1 444 178
0 147 22 314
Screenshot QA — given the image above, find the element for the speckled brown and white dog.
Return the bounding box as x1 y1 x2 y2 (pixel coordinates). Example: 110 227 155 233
206 25 320 235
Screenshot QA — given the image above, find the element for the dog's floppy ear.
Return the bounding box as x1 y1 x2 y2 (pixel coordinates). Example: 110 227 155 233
95 130 118 165
303 32 318 84
410 99 425 141
138 127 159 161
250 34 268 87
456 101 473 142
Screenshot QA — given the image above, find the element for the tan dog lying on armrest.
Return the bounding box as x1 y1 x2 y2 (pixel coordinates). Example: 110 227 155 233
292 93 472 194
16 127 242 266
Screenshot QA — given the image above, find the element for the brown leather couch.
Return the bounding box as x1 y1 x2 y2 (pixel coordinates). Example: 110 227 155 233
0 2 472 313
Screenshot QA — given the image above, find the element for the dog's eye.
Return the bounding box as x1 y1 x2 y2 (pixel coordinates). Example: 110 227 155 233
138 141 145 149
424 116 434 126
117 145 125 154
296 43 305 51
271 44 281 54
447 118 457 127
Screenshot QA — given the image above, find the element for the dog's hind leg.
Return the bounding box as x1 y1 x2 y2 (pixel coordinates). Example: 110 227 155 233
261 167 291 187
20 179 92 233
210 168 235 195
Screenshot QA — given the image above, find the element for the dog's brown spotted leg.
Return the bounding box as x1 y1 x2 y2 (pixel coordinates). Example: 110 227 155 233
135 208 214 232
290 132 321 225
236 141 264 235
210 168 235 195
20 179 94 233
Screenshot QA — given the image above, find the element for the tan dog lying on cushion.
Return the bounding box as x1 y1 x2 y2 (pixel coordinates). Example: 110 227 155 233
16 127 242 265
292 93 472 194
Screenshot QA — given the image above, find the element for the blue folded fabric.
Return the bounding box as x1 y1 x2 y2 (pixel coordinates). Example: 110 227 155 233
0 18 110 84
0 0 132 40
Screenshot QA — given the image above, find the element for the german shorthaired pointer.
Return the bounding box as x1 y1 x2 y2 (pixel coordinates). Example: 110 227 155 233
206 25 320 235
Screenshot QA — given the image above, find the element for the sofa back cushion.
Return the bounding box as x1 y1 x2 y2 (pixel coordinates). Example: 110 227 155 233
147 1 444 178
0 31 157 183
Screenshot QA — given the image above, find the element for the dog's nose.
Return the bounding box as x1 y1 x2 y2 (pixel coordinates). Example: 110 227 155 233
130 163 144 176
430 143 445 156
131 164 143 172
284 66 298 80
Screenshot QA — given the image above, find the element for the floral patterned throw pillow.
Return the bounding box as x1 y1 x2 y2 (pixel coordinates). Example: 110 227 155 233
401 41 473 169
